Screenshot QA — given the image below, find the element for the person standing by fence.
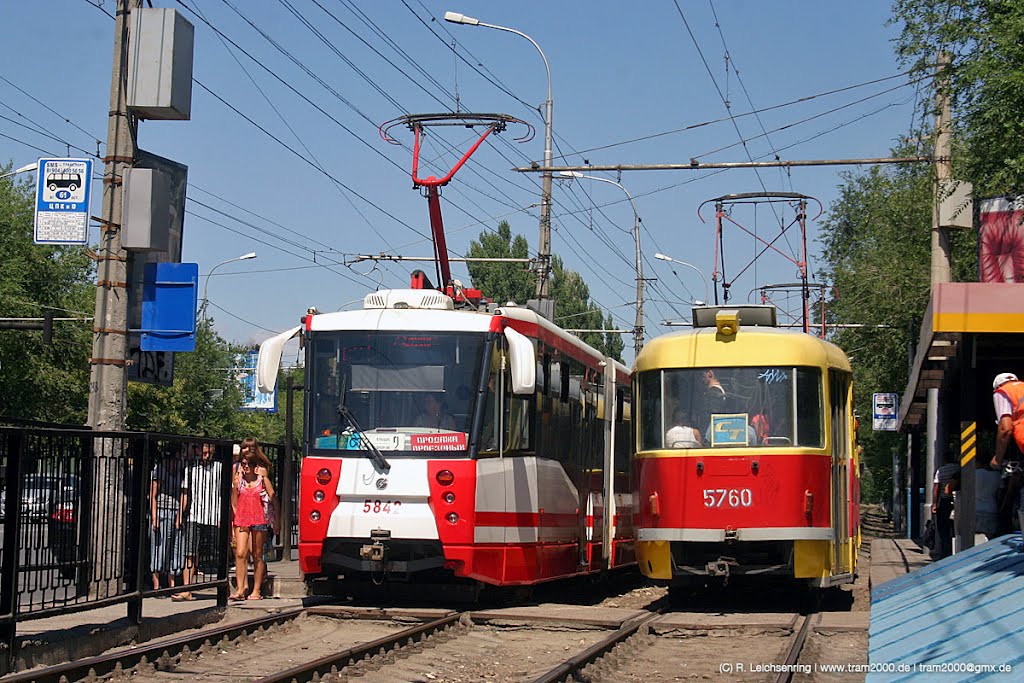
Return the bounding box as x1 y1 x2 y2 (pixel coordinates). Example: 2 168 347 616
173 442 223 601
230 441 276 600
149 447 185 593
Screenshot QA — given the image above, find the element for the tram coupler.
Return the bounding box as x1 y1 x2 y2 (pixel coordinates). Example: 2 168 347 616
360 529 391 562
706 556 738 577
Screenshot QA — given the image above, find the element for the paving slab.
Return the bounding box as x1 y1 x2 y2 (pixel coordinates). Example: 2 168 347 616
869 538 931 597
307 605 454 621
814 611 870 632
470 605 644 628
651 612 798 631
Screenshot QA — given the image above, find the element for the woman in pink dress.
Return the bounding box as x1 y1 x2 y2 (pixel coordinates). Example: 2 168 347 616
230 444 275 600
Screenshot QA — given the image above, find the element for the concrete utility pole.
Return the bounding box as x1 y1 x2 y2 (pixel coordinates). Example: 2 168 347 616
86 0 139 604
924 52 953 533
87 0 140 431
931 52 953 286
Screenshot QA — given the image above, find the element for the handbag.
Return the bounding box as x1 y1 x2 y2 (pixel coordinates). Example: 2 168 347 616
923 518 936 548
266 497 281 536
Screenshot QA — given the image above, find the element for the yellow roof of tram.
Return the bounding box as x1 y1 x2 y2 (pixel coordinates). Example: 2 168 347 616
634 326 851 374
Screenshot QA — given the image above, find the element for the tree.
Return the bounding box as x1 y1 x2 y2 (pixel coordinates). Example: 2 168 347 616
894 0 1024 195
817 149 975 502
467 222 624 361
465 220 533 305
0 164 94 423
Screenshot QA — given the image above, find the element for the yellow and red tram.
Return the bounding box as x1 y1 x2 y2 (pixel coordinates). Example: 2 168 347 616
633 306 860 588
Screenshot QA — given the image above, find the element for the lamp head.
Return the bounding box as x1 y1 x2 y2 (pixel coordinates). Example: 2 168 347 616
240 252 257 261
444 11 480 25
558 171 585 179
654 253 671 262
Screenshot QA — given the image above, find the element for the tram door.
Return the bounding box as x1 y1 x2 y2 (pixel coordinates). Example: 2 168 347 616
829 370 852 576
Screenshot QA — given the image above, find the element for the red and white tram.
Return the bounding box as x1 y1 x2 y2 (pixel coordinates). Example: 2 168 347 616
257 284 633 587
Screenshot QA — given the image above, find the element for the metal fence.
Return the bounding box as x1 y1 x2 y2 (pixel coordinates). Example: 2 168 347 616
0 425 246 658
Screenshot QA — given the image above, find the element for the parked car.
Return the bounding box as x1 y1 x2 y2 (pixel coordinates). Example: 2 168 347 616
22 474 58 518
47 477 81 580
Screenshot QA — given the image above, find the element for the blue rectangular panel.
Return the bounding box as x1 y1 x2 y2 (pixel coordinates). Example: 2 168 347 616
140 262 198 352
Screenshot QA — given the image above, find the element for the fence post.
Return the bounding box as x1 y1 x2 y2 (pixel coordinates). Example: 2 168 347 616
126 435 148 625
281 377 298 562
216 444 231 607
0 429 25 671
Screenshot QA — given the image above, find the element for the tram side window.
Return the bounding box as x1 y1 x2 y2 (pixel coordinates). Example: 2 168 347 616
638 371 662 451
796 367 824 448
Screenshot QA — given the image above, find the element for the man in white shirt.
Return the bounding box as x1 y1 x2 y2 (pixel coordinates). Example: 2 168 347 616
174 442 224 601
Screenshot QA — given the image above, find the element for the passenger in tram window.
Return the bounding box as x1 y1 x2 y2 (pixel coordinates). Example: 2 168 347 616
417 392 456 430
930 452 960 560
665 409 702 448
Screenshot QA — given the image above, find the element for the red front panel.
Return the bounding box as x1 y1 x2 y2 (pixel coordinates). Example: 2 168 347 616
298 456 342 574
635 453 831 531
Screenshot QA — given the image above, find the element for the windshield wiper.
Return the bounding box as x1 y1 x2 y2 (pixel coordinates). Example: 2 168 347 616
337 403 389 473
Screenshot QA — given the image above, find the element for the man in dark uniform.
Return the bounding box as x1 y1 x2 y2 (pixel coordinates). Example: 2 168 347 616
930 453 961 560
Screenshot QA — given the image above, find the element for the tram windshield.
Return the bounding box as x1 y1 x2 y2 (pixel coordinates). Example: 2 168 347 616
309 331 487 452
637 366 823 450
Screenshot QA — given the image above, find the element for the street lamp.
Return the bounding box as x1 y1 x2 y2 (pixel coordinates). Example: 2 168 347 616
200 252 257 318
559 171 645 356
654 253 710 307
444 11 554 300
0 162 38 180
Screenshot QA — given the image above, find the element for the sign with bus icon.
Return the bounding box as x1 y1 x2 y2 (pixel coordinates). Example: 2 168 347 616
33 158 93 245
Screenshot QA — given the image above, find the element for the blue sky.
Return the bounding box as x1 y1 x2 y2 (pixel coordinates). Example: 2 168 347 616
1 1 920 364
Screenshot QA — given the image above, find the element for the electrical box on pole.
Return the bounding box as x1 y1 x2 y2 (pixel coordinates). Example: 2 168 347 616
121 168 170 251
127 8 194 120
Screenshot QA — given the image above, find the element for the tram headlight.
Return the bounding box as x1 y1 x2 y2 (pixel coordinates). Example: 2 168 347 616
446 512 459 524
443 491 456 504
310 510 321 522
436 469 455 486
313 490 325 502
316 468 332 485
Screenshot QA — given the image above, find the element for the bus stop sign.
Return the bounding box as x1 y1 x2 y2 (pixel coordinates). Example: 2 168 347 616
873 392 898 431
33 158 94 245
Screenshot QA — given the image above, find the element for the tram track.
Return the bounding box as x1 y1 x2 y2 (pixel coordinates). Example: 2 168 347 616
5 595 864 682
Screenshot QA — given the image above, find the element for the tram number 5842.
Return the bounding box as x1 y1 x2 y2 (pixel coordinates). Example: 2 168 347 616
703 488 753 508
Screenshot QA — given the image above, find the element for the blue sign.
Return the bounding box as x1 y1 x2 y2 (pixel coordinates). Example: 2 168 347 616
140 262 197 352
239 351 277 412
710 414 752 446
33 158 94 245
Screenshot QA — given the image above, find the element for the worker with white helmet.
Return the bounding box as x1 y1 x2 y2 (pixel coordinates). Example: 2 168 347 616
991 372 1024 469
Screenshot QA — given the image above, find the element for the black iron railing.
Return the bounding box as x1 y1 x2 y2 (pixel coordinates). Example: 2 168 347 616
0 425 259 666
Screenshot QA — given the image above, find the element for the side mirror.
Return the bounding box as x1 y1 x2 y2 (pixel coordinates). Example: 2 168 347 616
504 327 536 395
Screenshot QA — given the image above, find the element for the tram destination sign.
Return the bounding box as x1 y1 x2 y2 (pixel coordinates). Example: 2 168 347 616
33 158 94 245
873 392 898 431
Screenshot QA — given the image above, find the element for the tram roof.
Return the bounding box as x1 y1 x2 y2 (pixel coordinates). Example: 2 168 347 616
307 300 629 375
634 326 851 373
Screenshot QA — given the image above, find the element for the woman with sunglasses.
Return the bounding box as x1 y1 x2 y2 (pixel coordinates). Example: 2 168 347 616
229 440 275 600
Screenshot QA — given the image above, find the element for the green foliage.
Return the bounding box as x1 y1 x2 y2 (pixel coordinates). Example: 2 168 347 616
0 165 94 422
818 153 975 502
550 255 625 361
466 220 534 305
893 0 1024 194
467 222 624 361
127 318 300 445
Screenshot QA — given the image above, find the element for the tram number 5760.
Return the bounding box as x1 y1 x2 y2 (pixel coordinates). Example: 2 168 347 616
703 488 753 508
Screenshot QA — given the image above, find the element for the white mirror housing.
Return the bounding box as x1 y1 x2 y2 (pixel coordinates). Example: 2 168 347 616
503 326 536 395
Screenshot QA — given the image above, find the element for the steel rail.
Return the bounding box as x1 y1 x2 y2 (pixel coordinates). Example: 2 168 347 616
255 612 464 683
2 609 304 683
774 612 816 683
529 610 663 683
